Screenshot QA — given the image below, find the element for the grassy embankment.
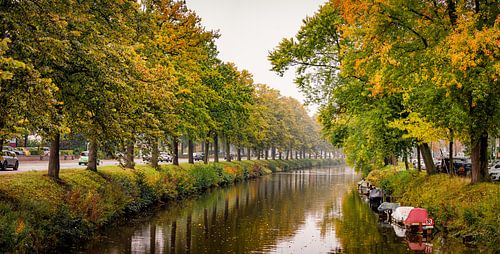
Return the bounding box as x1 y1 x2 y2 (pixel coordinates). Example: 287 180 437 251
366 166 499 248
0 159 338 252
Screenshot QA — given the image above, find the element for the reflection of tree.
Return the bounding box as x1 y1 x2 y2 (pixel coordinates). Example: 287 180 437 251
333 190 408 253
80 168 362 253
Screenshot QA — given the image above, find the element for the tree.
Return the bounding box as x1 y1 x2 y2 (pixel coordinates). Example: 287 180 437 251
0 38 56 149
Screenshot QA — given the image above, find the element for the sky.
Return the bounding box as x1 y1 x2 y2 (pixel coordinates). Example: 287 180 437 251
185 0 327 113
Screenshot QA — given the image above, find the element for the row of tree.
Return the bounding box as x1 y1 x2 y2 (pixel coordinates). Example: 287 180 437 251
0 0 330 179
270 0 498 182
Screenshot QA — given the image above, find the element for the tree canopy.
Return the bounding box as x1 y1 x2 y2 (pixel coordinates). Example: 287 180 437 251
270 0 499 182
0 0 329 178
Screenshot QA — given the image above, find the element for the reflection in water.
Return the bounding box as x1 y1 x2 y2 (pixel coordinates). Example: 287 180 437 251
332 190 408 253
76 167 477 253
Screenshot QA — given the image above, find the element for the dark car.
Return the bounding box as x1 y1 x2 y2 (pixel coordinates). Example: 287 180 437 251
438 158 472 176
193 153 204 161
0 150 19 170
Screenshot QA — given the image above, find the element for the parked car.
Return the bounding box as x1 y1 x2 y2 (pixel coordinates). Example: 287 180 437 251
159 152 173 163
489 161 500 181
193 152 204 161
78 151 100 166
142 154 151 162
14 147 25 156
42 147 50 156
437 157 472 175
0 150 19 170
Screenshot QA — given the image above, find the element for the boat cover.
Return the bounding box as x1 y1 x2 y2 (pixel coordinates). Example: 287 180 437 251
392 206 414 223
377 202 400 213
405 208 433 226
369 188 383 199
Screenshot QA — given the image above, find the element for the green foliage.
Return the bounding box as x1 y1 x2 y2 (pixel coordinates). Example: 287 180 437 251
189 164 220 191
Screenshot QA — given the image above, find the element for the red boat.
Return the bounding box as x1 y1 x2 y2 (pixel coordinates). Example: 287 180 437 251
404 208 434 233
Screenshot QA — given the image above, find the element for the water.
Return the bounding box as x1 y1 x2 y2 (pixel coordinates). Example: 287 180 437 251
75 166 477 253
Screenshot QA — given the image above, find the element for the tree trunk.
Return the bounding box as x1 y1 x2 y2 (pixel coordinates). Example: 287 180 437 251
417 145 421 171
271 147 276 160
225 138 231 162
173 138 179 166
264 149 268 160
449 130 454 174
204 140 209 164
419 143 435 174
237 147 241 161
151 138 159 169
87 138 98 172
24 134 29 147
403 149 409 170
279 151 282 160
213 133 219 162
48 133 60 179
257 149 261 160
471 131 489 183
247 147 251 160
188 139 194 164
125 139 135 169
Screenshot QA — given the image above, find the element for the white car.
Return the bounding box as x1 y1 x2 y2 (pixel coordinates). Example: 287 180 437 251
489 161 500 181
0 150 19 171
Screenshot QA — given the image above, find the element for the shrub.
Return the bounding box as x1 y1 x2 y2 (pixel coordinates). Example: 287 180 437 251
189 164 220 192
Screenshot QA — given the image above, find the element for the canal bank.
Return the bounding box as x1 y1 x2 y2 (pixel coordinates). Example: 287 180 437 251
366 166 499 251
0 159 338 252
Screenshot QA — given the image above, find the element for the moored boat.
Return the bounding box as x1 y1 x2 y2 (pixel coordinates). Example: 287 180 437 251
357 179 370 195
392 206 414 224
404 208 434 234
377 202 400 214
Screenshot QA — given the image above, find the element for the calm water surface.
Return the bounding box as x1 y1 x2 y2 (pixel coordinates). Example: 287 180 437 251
75 166 477 253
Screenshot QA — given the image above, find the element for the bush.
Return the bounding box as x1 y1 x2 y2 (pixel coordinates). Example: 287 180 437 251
189 164 220 191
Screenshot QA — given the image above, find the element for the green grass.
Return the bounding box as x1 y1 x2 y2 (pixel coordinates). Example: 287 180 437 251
367 167 500 248
0 159 338 252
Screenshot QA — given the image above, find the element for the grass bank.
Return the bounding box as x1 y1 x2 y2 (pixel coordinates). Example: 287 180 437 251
366 166 499 249
0 159 338 252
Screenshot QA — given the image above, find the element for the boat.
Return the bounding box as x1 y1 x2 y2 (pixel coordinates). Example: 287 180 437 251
377 202 400 214
392 206 414 224
404 208 434 233
357 179 370 195
368 188 383 209
358 180 371 195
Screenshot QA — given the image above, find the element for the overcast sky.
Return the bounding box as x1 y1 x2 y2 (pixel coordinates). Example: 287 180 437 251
185 0 326 113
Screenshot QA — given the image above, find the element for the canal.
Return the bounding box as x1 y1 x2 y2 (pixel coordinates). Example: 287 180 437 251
75 166 475 253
